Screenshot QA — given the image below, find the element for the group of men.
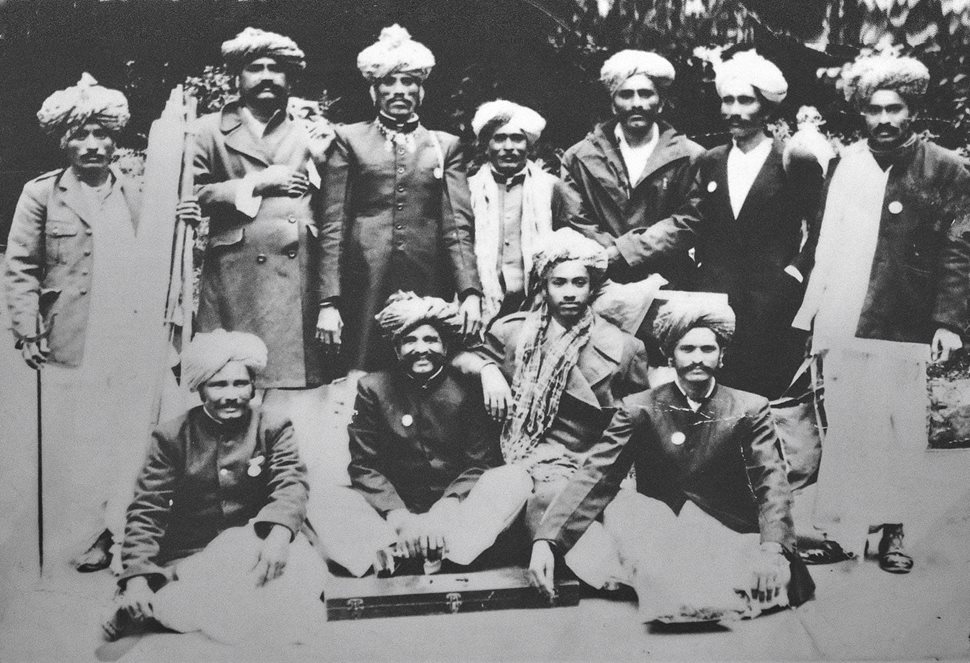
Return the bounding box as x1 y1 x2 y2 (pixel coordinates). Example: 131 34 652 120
4 21 970 643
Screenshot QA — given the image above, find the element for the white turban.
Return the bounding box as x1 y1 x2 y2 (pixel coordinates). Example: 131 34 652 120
600 50 676 95
37 73 130 148
471 100 546 144
714 51 788 105
221 27 306 72
653 298 736 358
840 52 929 106
357 24 436 83
531 228 609 285
375 291 462 342
182 329 268 392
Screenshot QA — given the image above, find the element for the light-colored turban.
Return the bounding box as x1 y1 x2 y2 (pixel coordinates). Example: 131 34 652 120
600 50 676 95
37 73 130 148
471 100 547 144
375 291 462 342
714 51 788 105
221 27 306 71
531 228 609 285
840 52 929 106
182 329 268 392
653 298 736 358
357 24 436 84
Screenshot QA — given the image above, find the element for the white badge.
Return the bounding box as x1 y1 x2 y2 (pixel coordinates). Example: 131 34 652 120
888 200 903 214
707 181 717 193
401 414 414 427
671 432 686 446
247 455 265 477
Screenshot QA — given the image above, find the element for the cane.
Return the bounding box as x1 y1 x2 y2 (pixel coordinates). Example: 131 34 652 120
35 360 43 574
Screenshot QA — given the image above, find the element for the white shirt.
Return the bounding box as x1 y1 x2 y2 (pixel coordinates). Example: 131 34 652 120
673 377 716 412
726 138 772 219
615 122 659 186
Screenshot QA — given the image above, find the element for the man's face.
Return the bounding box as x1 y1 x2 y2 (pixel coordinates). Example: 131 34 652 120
238 56 290 109
862 89 914 148
65 122 115 175
199 361 254 423
375 72 422 119
544 260 593 325
396 323 446 378
487 123 529 175
719 80 767 141
671 326 723 387
612 74 662 136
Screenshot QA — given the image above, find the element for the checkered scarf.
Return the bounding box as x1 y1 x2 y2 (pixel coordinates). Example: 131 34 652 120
499 302 594 465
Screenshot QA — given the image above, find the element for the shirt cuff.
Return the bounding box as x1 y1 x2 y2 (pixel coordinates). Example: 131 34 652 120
235 175 262 218
783 265 804 283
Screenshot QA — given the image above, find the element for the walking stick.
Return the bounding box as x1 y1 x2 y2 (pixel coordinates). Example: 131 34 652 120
35 359 43 574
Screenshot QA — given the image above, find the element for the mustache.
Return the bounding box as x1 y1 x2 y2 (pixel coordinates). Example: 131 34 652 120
253 82 284 94
684 363 715 374
617 108 652 120
403 349 445 361
873 124 899 133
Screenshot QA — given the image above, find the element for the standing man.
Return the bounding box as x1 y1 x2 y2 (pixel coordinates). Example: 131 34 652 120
562 49 704 291
193 27 338 390
528 300 813 622
793 53 970 573
322 25 482 372
469 99 586 326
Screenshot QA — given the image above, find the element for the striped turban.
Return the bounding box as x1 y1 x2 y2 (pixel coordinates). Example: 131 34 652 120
840 52 929 106
653 298 736 358
375 291 462 343
357 24 436 83
221 27 306 72
37 73 130 148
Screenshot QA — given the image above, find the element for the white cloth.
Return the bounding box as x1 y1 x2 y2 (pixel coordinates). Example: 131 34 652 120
726 138 772 218
615 122 658 186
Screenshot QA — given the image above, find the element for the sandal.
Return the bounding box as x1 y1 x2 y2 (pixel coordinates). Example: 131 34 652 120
798 540 855 565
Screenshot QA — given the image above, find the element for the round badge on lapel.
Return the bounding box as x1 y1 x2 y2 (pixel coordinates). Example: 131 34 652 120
707 181 717 193
401 414 414 427
247 455 265 477
671 432 686 446
888 201 903 214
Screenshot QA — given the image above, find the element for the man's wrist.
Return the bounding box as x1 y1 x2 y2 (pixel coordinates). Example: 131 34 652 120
760 541 784 555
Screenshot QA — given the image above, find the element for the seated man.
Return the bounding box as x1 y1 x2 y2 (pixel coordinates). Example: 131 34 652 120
103 330 325 644
453 228 650 588
529 300 814 622
311 293 525 577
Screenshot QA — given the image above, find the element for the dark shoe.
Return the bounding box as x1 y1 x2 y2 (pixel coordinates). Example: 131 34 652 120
798 540 855 565
878 524 913 574
74 529 113 573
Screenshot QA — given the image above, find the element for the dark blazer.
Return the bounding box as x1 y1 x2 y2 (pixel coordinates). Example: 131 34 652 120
120 405 308 586
322 121 482 372
348 368 502 516
562 120 704 289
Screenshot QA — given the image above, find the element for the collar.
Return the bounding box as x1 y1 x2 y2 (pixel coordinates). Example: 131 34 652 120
377 111 420 134
199 404 253 434
239 104 286 137
402 365 447 391
868 132 918 170
613 121 659 153
673 377 716 409
489 165 527 189
730 135 773 160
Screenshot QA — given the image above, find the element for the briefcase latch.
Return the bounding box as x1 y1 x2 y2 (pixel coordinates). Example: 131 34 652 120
445 592 462 614
347 598 365 618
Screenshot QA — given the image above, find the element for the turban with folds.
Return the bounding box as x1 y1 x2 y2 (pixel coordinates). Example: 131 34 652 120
37 73 130 148
600 50 676 95
182 329 268 392
357 24 435 83
375 291 462 342
471 99 546 144
840 52 929 106
221 27 306 72
653 298 736 358
531 228 609 286
714 51 788 105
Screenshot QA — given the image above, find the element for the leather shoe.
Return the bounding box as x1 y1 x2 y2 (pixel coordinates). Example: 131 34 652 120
798 540 855 565
877 524 913 574
73 529 113 573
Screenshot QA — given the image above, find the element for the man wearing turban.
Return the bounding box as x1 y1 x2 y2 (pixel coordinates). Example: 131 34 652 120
468 99 586 326
561 49 704 294
453 228 650 589
3 74 197 573
309 293 524 577
529 298 815 623
615 50 824 400
104 330 326 643
321 25 482 373
793 53 970 574
192 27 338 391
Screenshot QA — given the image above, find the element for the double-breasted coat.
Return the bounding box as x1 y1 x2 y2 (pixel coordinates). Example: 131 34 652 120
561 120 704 289
3 166 141 366
193 102 339 388
322 121 481 372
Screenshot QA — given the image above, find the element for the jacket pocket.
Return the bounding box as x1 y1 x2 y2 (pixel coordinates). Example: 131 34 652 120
209 226 244 250
45 221 79 265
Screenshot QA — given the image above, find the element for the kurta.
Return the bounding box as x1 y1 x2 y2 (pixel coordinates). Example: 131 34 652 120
322 120 481 371
193 101 337 388
348 368 502 516
120 404 308 585
561 120 704 289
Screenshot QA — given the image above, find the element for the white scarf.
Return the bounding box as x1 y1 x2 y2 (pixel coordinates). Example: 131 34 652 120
469 161 555 323
792 140 890 350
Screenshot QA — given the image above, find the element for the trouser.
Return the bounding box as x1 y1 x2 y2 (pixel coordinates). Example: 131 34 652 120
151 526 327 644
310 465 532 577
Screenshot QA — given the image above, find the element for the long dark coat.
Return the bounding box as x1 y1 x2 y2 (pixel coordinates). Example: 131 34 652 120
193 102 339 388
561 119 704 289
322 121 481 372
